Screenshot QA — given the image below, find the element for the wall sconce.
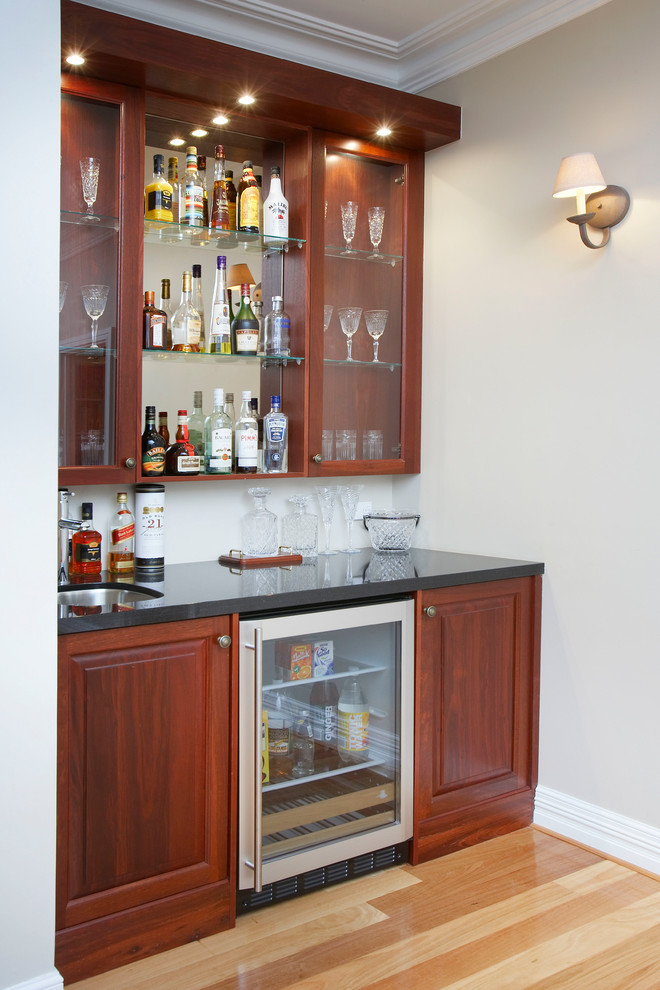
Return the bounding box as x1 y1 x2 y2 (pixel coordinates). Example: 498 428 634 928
553 152 630 249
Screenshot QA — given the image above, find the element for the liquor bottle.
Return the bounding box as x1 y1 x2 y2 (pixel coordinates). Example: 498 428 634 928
263 165 289 243
291 711 315 777
165 409 200 475
237 160 260 234
225 169 237 230
337 677 369 764
144 153 173 222
196 155 209 226
204 387 232 474
231 284 259 355
210 145 230 231
181 146 204 227
142 290 166 350
159 277 173 349
191 264 206 350
70 502 102 576
254 298 264 354
141 404 166 476
224 391 236 426
234 390 258 473
171 271 202 352
208 255 232 354
310 677 339 772
187 390 205 465
158 411 169 446
250 397 263 471
263 295 291 356
263 395 288 473
167 156 180 223
108 492 135 574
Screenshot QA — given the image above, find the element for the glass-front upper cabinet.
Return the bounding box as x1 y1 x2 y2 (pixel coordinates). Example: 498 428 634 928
59 76 143 485
310 135 423 475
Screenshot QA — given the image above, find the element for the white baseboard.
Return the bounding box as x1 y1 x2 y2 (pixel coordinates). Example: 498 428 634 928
3 970 63 990
534 785 660 877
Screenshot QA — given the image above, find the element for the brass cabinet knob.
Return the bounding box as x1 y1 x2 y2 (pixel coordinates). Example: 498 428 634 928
217 635 232 648
424 605 437 618
312 454 322 464
124 457 137 468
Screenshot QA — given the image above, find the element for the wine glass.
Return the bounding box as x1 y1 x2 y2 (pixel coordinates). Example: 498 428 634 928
59 281 68 313
367 206 385 257
79 157 101 221
339 485 364 553
81 284 110 349
364 309 388 362
315 485 340 555
338 307 362 362
323 304 333 333
340 201 358 253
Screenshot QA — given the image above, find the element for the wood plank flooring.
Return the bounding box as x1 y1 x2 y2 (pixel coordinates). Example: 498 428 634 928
67 828 660 989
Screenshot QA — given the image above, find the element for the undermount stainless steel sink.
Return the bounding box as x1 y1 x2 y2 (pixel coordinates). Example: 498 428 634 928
57 583 164 608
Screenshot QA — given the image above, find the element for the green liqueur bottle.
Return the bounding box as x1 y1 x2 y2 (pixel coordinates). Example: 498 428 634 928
231 283 259 355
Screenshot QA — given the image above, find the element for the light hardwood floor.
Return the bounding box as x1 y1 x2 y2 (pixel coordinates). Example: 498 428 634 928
68 828 660 989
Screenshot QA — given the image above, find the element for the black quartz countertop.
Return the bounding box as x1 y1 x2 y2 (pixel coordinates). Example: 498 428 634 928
57 548 544 634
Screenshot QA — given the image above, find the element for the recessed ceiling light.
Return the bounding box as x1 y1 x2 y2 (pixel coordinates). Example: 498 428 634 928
212 114 229 126
191 128 208 138
238 94 255 106
376 126 392 137
169 138 185 147
65 53 85 66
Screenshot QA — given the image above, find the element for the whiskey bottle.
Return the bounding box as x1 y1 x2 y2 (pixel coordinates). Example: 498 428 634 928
165 410 200 475
108 492 135 573
158 411 169 446
196 155 209 227
231 284 259 355
191 264 206 350
143 290 166 349
187 390 205 467
225 169 237 230
141 405 166 477
263 165 289 243
167 156 180 223
208 255 232 354
144 153 173 222
234 390 258 473
263 395 288 473
237 161 260 234
181 146 204 227
159 277 173 349
210 145 230 231
70 502 102 576
204 387 232 474
171 271 202 352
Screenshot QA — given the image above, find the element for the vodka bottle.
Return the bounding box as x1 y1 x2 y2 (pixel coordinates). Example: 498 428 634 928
191 264 206 351
263 395 288 473
181 146 204 227
204 387 232 474
263 165 289 243
187 390 205 465
209 255 232 354
235 390 258 473
263 295 291 356
171 271 202 352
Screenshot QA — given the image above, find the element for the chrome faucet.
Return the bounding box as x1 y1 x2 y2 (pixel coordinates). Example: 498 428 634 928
58 488 82 584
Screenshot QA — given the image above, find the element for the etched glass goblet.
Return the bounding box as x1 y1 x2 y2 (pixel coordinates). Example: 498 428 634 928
323 304 333 333
367 206 385 256
340 201 358 253
81 284 109 349
364 309 388 362
315 485 340 555
339 484 364 553
338 306 362 362
79 157 101 221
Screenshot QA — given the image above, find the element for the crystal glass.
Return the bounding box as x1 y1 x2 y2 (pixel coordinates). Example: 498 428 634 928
81 284 110 349
281 495 318 557
362 429 383 459
315 485 340 555
367 206 385 256
339 484 364 553
241 487 278 557
79 157 101 221
364 309 388 362
335 429 356 460
338 306 362 361
59 281 68 313
323 304 333 333
340 201 358 253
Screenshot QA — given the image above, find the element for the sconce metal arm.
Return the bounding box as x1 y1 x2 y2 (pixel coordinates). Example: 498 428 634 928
566 212 610 249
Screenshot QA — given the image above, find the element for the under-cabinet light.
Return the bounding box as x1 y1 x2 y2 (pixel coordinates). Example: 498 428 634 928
212 114 230 126
191 129 208 138
376 126 392 137
238 94 255 106
65 53 85 66
169 138 185 147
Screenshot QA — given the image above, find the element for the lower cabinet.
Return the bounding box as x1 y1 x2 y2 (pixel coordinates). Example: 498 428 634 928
412 576 542 864
56 616 237 983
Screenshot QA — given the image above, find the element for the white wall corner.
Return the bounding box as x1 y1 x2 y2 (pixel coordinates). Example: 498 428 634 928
534 786 660 877
2 971 63 990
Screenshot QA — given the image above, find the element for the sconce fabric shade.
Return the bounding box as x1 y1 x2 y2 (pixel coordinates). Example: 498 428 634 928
227 263 256 291
553 153 606 198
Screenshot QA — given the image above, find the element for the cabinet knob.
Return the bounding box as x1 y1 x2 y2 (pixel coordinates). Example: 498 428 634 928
217 635 232 649
124 457 137 468
424 605 437 618
312 454 322 464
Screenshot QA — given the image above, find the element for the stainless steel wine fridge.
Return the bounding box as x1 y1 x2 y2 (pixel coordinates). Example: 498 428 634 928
238 598 414 896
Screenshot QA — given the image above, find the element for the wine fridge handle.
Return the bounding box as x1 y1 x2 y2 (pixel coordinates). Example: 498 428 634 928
253 626 264 892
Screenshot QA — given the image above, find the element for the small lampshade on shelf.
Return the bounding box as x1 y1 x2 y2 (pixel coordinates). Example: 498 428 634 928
227 263 256 291
552 152 630 249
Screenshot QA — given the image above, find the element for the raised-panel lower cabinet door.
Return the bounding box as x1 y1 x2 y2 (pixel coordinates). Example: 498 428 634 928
56 616 237 983
412 577 542 864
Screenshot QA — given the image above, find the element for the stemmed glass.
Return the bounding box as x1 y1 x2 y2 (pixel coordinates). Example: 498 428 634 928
364 309 388 362
79 157 101 221
323 304 333 333
367 206 385 257
339 485 364 553
315 485 340 555
338 307 362 362
340 201 358 253
81 284 110 349
59 282 68 313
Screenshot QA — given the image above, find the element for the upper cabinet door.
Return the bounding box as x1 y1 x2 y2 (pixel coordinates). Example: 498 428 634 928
59 76 144 485
309 134 423 475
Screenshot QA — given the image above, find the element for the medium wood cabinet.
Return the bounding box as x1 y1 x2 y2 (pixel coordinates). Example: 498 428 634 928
412 577 542 863
56 616 237 983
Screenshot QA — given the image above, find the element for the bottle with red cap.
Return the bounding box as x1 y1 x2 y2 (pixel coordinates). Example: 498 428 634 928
165 409 200 475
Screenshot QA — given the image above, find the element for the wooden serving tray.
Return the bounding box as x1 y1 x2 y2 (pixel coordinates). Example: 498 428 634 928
218 549 303 569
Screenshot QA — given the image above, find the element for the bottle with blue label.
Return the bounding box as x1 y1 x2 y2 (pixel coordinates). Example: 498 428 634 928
263 395 288 473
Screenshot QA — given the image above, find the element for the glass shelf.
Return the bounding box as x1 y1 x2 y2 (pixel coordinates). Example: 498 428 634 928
60 345 117 357
324 245 402 266
144 220 305 253
324 358 401 370
60 209 120 231
143 349 304 365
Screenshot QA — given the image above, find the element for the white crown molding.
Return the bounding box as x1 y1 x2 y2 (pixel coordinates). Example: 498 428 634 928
80 0 614 92
535 785 660 877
